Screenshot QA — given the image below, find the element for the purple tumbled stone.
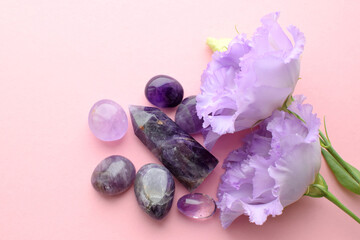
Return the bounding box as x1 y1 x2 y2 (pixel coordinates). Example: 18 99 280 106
88 99 128 141
177 193 216 219
175 96 204 134
145 75 184 108
91 155 135 196
134 163 175 220
129 105 218 192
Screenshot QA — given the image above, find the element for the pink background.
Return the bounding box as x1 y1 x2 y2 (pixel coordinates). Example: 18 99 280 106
1 0 360 239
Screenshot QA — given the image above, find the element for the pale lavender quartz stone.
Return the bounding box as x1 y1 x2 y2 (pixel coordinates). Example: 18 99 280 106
175 96 204 134
177 193 216 219
91 155 136 196
134 163 175 220
88 99 128 141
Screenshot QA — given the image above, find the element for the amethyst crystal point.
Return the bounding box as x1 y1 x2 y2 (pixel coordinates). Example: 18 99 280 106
134 163 175 220
129 105 218 191
177 193 216 219
175 96 204 134
145 75 184 108
91 155 136 196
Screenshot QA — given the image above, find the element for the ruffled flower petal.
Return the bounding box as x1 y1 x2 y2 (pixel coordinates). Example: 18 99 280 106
269 141 321 206
197 12 305 148
242 198 283 225
284 25 306 63
201 127 221 151
218 194 245 228
251 12 293 55
217 95 321 227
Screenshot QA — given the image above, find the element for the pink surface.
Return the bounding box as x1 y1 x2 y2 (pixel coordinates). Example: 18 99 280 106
1 1 360 239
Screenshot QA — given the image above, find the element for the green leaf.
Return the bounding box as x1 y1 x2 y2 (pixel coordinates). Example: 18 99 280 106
322 148 360 194
344 159 360 181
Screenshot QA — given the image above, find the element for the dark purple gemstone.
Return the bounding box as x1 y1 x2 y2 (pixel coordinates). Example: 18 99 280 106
129 105 218 191
145 75 184 108
175 95 204 134
134 163 175 220
91 155 136 196
177 193 216 219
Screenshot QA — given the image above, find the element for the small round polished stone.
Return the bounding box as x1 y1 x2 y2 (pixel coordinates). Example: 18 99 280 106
175 95 204 134
134 163 175 220
88 99 128 141
177 193 216 219
91 155 136 196
145 75 184 108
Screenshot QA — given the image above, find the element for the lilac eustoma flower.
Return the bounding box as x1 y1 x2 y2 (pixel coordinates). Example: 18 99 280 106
196 12 305 149
217 95 321 228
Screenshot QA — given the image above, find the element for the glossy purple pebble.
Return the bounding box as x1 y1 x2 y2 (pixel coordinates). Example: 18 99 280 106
145 75 184 108
88 99 128 141
91 155 136 196
177 193 216 219
175 96 204 134
134 163 175 220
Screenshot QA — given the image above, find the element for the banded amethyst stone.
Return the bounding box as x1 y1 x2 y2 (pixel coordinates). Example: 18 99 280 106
129 105 218 191
177 193 216 219
88 99 128 141
134 163 175 220
145 75 184 108
91 155 135 196
175 95 204 134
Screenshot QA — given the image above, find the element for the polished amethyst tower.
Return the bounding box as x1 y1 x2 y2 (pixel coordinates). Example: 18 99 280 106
129 105 218 191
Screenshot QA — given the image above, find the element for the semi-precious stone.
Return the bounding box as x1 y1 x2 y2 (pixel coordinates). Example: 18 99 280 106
91 155 136 196
175 95 204 134
129 105 219 191
88 99 128 141
145 75 184 108
134 163 175 220
177 193 216 219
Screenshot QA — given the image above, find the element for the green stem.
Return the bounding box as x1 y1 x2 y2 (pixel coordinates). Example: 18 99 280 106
319 130 360 184
323 189 360 223
311 184 360 224
319 131 330 147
